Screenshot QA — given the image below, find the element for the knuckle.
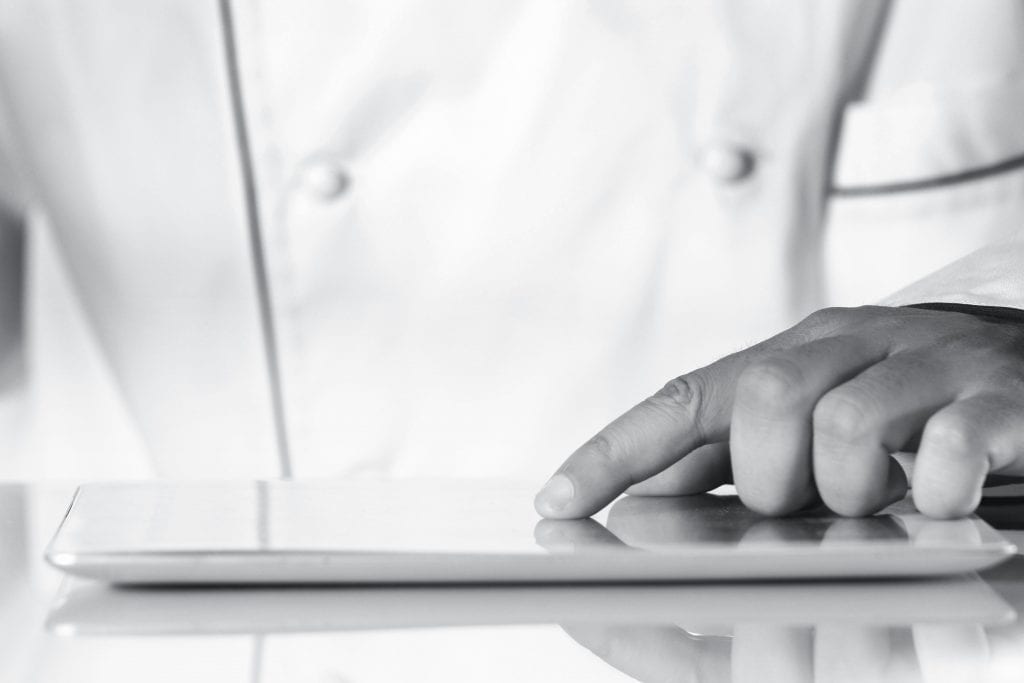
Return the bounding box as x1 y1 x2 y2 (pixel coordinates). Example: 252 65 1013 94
648 374 708 433
863 316 906 343
802 306 848 331
863 352 936 396
888 352 934 379
934 319 1023 355
584 432 618 465
580 432 637 484
950 346 1024 394
735 358 807 415
801 306 876 334
653 375 700 408
813 390 873 444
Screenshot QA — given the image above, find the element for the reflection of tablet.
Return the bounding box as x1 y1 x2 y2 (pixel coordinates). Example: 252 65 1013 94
47 574 1015 636
45 480 1016 585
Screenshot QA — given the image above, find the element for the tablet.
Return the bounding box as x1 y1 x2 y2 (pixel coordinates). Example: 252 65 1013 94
45 480 1016 585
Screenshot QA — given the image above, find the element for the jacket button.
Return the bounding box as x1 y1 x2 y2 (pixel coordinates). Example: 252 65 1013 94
301 160 351 200
699 144 755 183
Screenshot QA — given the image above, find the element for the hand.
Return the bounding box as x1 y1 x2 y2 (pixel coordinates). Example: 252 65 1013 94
535 305 1024 519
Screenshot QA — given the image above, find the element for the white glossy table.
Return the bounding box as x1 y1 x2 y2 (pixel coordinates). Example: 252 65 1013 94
3 482 1023 683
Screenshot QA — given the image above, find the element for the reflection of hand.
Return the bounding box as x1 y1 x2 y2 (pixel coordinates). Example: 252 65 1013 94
535 495 907 552
535 306 1024 519
536 497 990 683
557 620 989 683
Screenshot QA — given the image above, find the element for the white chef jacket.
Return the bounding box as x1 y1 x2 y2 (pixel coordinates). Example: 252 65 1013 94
0 0 1023 481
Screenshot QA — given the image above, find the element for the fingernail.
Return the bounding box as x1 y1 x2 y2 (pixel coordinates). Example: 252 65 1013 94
535 474 575 514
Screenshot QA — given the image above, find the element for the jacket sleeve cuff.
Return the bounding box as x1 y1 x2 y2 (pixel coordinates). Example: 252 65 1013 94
903 302 1024 324
877 240 1024 311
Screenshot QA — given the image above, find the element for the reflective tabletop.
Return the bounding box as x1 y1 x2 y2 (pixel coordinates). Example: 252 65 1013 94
3 483 1023 682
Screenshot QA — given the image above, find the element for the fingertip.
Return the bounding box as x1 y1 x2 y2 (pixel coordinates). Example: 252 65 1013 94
912 454 986 520
736 472 820 517
819 457 907 517
737 488 817 517
534 474 579 518
912 485 982 520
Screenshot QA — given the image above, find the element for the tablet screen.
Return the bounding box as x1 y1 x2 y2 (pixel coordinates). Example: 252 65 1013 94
46 480 1016 584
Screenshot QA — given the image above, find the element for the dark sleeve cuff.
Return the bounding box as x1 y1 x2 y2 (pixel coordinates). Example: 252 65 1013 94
903 302 1024 324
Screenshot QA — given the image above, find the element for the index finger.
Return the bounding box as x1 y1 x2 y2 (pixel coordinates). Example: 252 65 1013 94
534 352 750 519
